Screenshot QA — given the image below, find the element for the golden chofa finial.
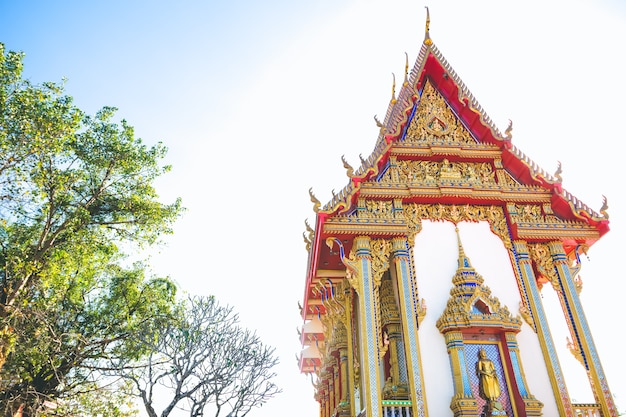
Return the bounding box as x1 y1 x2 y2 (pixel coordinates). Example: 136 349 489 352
600 195 609 219
424 6 432 46
390 73 397 104
309 187 320 213
341 155 354 178
504 119 513 140
374 114 386 135
403 52 409 87
554 161 563 183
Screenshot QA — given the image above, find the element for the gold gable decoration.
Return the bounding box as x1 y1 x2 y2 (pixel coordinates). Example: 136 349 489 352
405 81 477 145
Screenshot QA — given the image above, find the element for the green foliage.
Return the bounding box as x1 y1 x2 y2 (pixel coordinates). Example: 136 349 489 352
0 42 183 415
42 380 140 417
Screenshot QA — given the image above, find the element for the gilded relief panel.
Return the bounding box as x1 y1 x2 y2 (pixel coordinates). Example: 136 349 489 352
380 159 496 186
405 80 477 145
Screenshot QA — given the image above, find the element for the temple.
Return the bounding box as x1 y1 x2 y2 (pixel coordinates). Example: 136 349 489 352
297 9 617 417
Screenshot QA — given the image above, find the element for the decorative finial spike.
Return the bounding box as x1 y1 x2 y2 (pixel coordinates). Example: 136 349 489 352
403 52 409 86
309 187 321 213
554 161 563 183
424 7 432 45
455 226 472 269
504 119 513 140
341 154 354 178
305 219 314 234
374 115 386 135
600 195 609 219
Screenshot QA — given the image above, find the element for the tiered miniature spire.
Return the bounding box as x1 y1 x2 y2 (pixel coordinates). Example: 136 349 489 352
437 227 521 332
451 227 484 287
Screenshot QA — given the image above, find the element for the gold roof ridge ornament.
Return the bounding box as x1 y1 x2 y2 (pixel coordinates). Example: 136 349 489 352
554 161 563 183
403 52 409 87
600 195 609 219
424 6 432 46
504 119 513 140
309 188 321 213
374 114 386 135
390 73 397 104
341 155 354 178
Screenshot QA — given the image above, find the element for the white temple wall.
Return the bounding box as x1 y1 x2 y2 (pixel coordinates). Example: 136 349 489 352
413 220 558 416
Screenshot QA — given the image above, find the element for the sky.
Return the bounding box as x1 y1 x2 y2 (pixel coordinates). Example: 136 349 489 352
1 0 626 415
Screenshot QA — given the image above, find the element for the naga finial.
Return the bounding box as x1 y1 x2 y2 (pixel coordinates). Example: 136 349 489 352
309 187 320 213
374 115 386 135
600 195 609 219
391 73 396 104
403 52 409 87
554 161 562 183
303 232 311 251
424 7 432 46
504 119 513 140
304 219 314 235
341 155 354 178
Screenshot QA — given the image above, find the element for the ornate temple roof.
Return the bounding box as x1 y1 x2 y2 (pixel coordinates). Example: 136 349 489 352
299 10 609 328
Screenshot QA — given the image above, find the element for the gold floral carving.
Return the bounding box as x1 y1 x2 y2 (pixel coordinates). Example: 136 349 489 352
365 200 394 218
509 203 560 224
404 203 511 249
370 239 392 356
405 80 477 145
370 239 392 289
345 249 360 294
416 298 427 327
518 301 536 332
528 243 559 291
331 321 348 352
506 203 599 241
380 275 401 327
567 336 585 367
567 245 587 295
497 169 520 187
380 159 496 186
573 275 583 294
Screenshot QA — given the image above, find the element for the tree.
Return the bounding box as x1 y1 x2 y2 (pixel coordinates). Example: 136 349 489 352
0 42 183 415
120 295 281 417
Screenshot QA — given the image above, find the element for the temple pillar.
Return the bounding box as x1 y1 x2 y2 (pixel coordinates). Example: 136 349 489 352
547 241 618 417
333 362 340 413
512 240 569 415
339 347 349 404
353 236 384 417
321 372 330 417
390 236 428 416
385 323 406 392
444 331 478 417
342 285 356 417
329 366 335 414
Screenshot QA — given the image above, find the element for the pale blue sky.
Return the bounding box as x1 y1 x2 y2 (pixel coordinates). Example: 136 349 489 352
2 1 626 416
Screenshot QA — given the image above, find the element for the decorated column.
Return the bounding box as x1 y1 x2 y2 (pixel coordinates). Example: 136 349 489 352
391 236 428 417
353 235 384 417
513 240 573 416
546 241 618 417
